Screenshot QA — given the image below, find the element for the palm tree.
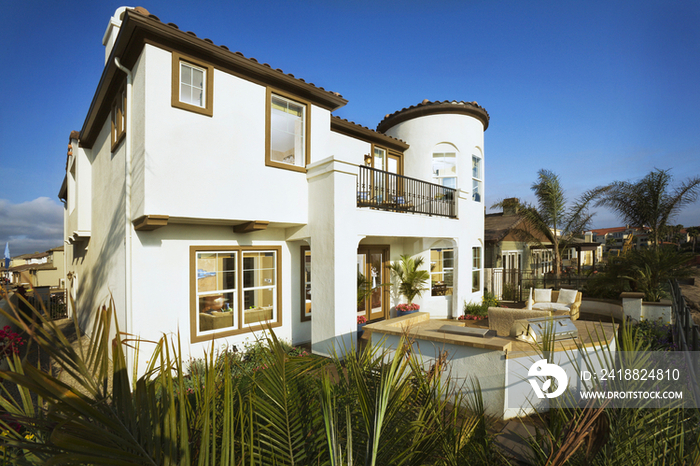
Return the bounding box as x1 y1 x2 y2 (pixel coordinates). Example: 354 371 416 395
493 169 607 278
596 169 700 251
389 255 430 303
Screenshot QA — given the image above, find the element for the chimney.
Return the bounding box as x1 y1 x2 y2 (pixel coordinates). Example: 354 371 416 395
102 7 133 65
503 198 519 216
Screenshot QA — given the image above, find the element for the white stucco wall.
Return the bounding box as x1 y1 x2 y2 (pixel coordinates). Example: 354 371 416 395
374 332 615 420
135 44 331 225
67 111 127 336
67 33 491 369
129 224 301 373
380 112 486 313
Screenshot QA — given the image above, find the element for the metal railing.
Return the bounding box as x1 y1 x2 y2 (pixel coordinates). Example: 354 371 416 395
669 279 700 408
670 279 700 351
485 268 593 301
28 289 67 321
357 166 456 218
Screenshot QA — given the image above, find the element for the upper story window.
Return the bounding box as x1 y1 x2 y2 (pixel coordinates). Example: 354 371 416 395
266 89 310 172
432 152 457 189
171 52 214 116
110 85 126 151
180 62 205 107
472 155 482 202
374 146 386 170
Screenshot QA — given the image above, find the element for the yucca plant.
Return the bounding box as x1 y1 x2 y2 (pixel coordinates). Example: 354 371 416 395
0 287 503 465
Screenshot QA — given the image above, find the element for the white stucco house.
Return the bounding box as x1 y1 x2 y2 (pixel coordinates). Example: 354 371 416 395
59 7 489 369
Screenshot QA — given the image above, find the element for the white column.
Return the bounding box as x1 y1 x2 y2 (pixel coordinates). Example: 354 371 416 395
307 157 359 357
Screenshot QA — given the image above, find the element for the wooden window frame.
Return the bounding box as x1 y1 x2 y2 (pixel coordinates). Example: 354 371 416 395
472 246 482 293
430 248 454 296
171 51 214 117
472 154 483 203
300 245 311 322
265 88 311 173
110 84 126 152
190 245 282 343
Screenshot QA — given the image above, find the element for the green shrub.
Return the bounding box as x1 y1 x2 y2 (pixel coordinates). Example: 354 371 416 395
462 292 500 317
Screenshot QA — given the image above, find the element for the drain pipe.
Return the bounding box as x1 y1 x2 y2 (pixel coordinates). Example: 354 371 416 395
114 57 133 367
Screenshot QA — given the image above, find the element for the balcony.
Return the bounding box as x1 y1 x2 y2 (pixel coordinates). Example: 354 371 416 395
357 166 456 218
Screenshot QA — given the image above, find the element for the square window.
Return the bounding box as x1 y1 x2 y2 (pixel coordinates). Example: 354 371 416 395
171 52 213 116
266 89 310 172
180 62 205 107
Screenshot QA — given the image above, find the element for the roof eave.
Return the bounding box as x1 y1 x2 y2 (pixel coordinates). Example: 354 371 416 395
79 10 348 148
331 116 409 152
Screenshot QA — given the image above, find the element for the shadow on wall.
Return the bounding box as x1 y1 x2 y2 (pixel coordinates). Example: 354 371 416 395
73 188 126 334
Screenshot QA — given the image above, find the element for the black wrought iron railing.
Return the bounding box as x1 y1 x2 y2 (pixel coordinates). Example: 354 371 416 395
357 166 456 218
27 289 67 320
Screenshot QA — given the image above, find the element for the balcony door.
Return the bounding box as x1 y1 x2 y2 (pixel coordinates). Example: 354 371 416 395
357 246 389 322
371 146 402 204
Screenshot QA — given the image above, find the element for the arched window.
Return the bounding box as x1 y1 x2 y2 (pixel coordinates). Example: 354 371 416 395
432 143 458 189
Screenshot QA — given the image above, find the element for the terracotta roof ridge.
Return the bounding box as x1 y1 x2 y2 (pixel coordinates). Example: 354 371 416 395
376 99 490 133
331 115 407 145
133 10 344 100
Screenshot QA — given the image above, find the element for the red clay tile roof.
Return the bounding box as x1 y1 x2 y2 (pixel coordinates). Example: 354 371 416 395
330 116 408 151
136 10 345 100
376 99 490 133
78 8 348 148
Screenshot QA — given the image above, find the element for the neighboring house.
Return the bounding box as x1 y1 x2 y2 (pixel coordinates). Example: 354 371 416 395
485 200 601 299
590 226 651 254
7 247 66 289
58 7 488 370
484 199 553 276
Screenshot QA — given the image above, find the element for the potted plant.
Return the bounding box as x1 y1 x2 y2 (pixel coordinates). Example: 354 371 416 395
390 255 429 317
357 315 368 338
396 302 420 317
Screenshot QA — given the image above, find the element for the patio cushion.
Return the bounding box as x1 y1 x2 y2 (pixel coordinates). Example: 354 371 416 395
532 302 571 312
557 288 579 305
533 288 552 303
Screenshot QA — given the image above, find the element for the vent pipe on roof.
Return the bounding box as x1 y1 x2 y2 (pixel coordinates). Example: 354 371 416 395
103 7 133 65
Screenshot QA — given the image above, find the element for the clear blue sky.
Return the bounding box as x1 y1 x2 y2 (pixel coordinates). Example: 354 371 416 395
1 0 699 255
